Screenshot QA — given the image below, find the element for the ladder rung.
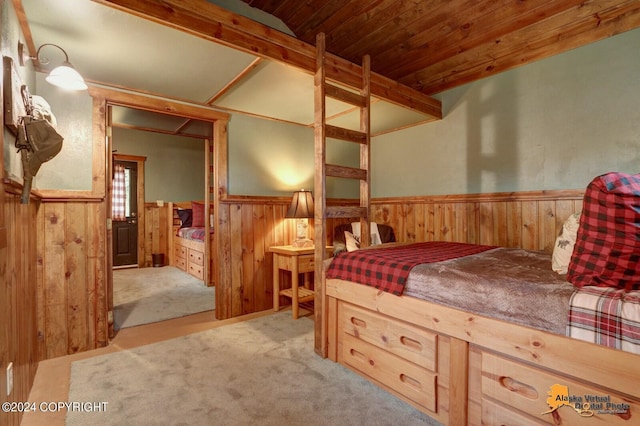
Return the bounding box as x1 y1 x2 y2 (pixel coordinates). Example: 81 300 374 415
325 84 366 107
325 124 367 144
326 164 367 180
326 206 367 219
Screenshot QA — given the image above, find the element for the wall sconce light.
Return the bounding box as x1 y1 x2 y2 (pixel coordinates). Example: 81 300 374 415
286 190 314 247
18 41 88 91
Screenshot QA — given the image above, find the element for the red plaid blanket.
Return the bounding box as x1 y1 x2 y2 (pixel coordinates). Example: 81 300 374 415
568 286 640 354
326 242 497 295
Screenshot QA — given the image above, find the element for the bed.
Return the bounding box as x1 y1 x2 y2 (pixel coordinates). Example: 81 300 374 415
168 201 215 285
322 172 640 425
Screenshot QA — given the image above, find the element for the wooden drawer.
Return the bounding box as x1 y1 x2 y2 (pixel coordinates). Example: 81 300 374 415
174 244 186 259
275 253 315 273
342 333 437 412
188 262 204 280
175 256 186 271
297 254 315 273
480 351 637 425
276 255 292 271
340 303 437 371
188 249 204 266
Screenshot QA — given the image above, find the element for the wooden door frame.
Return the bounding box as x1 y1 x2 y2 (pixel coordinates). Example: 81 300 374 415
112 154 146 267
91 87 230 337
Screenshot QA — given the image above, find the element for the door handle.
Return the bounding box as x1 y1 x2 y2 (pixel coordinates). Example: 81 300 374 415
128 219 137 224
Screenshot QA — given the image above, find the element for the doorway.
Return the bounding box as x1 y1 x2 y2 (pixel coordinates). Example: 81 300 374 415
112 159 139 267
105 102 224 334
93 88 230 338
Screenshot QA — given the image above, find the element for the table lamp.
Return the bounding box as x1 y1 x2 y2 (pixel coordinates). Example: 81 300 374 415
286 190 314 247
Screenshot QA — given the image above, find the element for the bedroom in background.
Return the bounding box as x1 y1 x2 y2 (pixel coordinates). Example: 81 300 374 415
109 105 216 331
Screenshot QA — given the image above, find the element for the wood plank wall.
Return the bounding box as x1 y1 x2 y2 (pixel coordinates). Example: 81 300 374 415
372 190 584 252
214 197 348 319
1 188 39 426
143 202 169 267
214 190 583 320
216 199 293 319
5 188 583 382
36 200 108 360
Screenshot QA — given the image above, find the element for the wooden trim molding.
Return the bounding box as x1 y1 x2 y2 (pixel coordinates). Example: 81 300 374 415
113 154 147 163
220 189 584 205
89 86 231 122
373 188 585 204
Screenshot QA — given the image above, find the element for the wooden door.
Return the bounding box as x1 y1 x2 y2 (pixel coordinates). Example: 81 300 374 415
112 160 138 266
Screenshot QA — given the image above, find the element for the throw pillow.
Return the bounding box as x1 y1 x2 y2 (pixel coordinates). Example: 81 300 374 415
551 212 580 274
567 172 640 290
177 208 193 228
345 231 360 252
191 201 205 227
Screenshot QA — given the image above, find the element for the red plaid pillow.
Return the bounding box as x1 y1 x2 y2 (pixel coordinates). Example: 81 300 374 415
567 172 640 291
191 201 205 227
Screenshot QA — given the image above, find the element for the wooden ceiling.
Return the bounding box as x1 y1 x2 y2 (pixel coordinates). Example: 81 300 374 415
241 0 640 95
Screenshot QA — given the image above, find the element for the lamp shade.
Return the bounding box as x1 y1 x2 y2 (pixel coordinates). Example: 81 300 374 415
45 62 88 91
286 190 314 219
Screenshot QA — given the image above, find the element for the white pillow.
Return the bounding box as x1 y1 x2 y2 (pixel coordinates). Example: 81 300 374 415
345 231 360 252
351 222 382 245
552 212 581 274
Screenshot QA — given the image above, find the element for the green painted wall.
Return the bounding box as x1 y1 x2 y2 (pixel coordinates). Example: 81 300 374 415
17 25 640 199
372 28 640 197
227 114 359 198
112 127 205 203
2 0 36 183
33 75 93 191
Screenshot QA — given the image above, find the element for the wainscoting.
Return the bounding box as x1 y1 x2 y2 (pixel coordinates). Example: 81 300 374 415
372 190 584 251
3 188 583 412
143 202 171 267
36 200 108 359
216 199 302 319
214 190 583 321
1 187 39 426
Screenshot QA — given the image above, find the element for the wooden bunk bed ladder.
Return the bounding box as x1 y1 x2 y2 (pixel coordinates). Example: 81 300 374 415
313 32 371 356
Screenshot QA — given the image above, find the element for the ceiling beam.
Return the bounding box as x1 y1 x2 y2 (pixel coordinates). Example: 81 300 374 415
95 0 442 120
206 57 263 105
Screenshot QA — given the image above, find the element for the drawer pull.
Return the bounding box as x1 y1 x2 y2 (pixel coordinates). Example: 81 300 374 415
350 316 367 328
400 335 423 351
349 348 370 363
499 376 538 399
399 373 422 390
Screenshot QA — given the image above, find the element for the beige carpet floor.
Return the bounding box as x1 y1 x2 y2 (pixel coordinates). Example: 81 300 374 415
67 312 440 426
113 266 215 329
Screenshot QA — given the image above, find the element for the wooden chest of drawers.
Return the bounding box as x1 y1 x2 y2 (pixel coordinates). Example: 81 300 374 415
173 236 204 280
187 248 204 279
337 302 440 414
469 346 639 425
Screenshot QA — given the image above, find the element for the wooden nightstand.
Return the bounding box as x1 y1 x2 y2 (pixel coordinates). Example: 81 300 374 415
270 245 332 319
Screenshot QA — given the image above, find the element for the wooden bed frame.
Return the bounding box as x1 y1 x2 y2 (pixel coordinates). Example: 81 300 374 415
311 33 639 425
167 201 215 286
324 275 640 424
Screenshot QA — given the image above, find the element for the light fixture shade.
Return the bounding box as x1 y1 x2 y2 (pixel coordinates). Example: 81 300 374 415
286 190 314 219
45 62 88 91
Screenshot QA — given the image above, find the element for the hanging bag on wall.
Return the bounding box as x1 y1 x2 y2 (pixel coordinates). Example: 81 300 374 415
14 86 64 204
